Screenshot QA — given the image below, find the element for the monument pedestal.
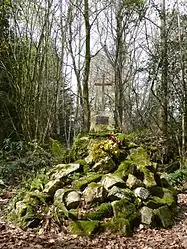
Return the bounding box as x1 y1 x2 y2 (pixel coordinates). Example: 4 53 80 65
90 110 115 133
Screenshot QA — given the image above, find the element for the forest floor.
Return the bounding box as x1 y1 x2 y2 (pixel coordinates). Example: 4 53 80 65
1 191 187 249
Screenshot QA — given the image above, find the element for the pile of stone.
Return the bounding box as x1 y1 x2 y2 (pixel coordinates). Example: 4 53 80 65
8 136 177 235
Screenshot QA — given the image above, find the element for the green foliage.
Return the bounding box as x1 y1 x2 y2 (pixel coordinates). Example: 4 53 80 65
70 136 90 161
84 203 113 220
49 138 65 159
91 140 120 162
73 173 102 190
0 139 53 185
69 220 100 236
168 168 187 186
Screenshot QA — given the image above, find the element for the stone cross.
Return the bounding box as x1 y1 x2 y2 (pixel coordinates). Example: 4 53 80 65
95 74 112 111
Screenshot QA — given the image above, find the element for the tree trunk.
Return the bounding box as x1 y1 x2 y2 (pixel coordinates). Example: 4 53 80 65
83 0 91 132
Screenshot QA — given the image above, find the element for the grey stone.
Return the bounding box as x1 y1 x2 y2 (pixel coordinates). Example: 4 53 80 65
108 186 134 201
53 189 68 217
43 179 63 195
52 163 80 180
65 191 81 209
54 189 66 204
101 174 125 190
134 187 150 200
140 206 154 225
126 174 144 189
83 184 105 203
90 110 115 132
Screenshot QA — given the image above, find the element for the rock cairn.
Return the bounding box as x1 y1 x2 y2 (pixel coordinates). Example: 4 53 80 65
8 135 177 235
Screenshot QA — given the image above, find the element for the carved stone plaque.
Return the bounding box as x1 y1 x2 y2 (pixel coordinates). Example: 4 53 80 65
96 116 109 125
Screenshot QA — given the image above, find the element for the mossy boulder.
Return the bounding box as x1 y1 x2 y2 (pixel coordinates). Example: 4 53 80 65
83 183 105 204
51 163 81 180
65 191 81 209
43 179 63 195
69 220 100 236
93 156 116 173
154 205 173 228
107 186 135 201
128 147 151 168
103 218 132 235
147 186 177 208
126 174 144 189
115 160 136 179
101 174 125 190
73 173 102 191
140 206 155 226
111 199 139 225
8 192 46 228
84 203 113 220
53 189 69 217
71 136 90 161
54 189 81 210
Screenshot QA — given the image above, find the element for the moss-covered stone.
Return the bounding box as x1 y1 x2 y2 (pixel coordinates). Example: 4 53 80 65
83 183 105 204
101 174 125 190
43 179 63 195
93 156 116 173
154 205 173 228
140 206 154 225
134 187 150 200
71 136 90 161
69 220 100 236
142 168 156 188
108 186 135 201
145 194 176 209
102 218 131 235
84 203 113 220
128 147 156 188
73 173 102 190
65 191 81 209
128 147 150 168
126 174 144 189
51 163 81 180
111 199 139 224
115 160 136 179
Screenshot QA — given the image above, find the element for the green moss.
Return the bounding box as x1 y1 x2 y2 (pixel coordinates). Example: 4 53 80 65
128 147 150 167
102 218 131 235
149 186 164 197
82 164 89 174
69 220 100 236
115 160 136 179
145 195 175 209
71 136 90 161
7 191 46 228
75 159 87 166
141 167 156 188
88 182 102 188
73 174 102 190
154 206 173 228
111 199 138 223
84 203 113 220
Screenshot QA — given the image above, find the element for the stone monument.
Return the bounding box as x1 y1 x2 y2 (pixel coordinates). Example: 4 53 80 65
90 74 115 132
